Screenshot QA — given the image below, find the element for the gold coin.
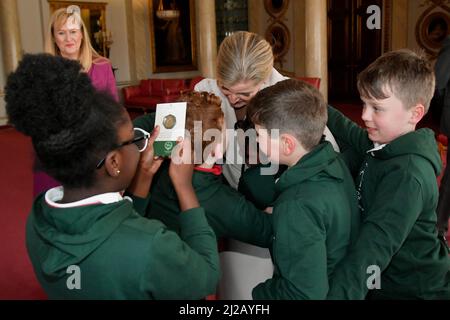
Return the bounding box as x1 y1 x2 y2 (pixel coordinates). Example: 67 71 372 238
163 114 176 129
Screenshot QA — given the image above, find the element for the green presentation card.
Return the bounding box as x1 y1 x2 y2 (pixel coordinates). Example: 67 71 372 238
154 102 187 157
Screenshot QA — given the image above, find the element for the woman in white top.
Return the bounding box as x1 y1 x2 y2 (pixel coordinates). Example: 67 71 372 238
195 31 337 189
195 31 338 299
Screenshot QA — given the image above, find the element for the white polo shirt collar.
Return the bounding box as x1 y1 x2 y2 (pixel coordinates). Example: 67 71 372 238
45 186 130 208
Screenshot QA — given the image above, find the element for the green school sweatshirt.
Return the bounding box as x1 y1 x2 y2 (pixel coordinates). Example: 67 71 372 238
26 193 220 299
135 112 272 246
133 113 282 211
133 112 156 134
252 142 360 299
148 163 273 248
238 164 287 209
149 142 359 299
327 106 450 300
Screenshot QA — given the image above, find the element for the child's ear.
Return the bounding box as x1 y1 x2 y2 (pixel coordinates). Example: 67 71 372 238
409 104 425 125
281 134 296 156
104 151 122 178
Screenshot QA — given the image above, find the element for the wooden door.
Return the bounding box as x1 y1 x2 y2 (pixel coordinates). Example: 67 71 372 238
327 0 383 101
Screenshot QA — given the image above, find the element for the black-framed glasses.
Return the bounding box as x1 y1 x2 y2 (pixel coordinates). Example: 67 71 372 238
96 127 150 169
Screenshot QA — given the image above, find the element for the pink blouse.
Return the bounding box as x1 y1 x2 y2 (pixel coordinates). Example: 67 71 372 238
87 58 119 101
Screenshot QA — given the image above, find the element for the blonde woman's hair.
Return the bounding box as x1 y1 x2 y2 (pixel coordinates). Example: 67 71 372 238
216 31 274 87
45 6 102 72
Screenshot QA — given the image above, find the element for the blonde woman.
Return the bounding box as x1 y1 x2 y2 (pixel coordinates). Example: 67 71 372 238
45 5 118 101
194 31 339 299
36 5 119 196
195 31 338 190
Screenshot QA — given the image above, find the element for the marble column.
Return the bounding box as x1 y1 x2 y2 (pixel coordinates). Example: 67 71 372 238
0 0 22 78
125 0 137 82
305 0 328 100
196 0 217 78
132 0 150 80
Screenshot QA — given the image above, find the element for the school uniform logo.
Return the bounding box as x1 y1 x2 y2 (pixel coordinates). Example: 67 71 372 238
164 141 174 151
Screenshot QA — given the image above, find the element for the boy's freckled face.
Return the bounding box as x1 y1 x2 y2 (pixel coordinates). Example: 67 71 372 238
361 93 415 145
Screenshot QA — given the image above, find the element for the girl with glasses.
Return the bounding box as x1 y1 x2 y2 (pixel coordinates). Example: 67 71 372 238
5 54 219 299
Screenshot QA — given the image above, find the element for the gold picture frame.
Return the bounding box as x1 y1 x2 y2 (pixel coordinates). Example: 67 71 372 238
415 5 450 57
148 0 197 73
266 22 290 61
264 0 289 18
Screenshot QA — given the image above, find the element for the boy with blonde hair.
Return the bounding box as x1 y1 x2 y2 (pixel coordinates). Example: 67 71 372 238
327 49 450 299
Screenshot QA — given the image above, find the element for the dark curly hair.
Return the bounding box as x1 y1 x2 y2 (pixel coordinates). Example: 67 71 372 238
5 53 127 188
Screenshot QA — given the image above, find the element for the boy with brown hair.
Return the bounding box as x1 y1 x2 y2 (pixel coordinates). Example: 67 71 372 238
327 49 450 299
143 91 273 245
244 79 359 299
138 81 360 299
